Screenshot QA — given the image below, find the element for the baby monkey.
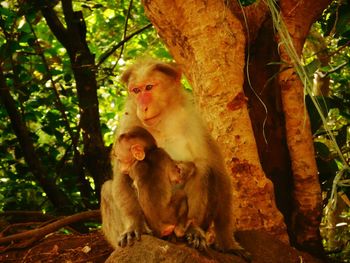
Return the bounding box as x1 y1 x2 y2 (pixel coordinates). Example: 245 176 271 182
116 126 195 238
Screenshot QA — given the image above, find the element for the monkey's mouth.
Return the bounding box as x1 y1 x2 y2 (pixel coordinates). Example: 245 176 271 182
143 113 161 126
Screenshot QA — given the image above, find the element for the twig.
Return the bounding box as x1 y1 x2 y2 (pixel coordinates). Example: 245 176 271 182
327 40 350 58
115 0 134 65
320 61 349 78
97 23 152 67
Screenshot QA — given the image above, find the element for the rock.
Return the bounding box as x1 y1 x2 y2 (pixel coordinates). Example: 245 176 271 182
106 235 243 263
106 230 325 263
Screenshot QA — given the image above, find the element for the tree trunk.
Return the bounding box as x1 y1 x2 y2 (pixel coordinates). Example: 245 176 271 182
142 0 288 242
0 68 74 213
242 16 294 232
41 1 112 196
277 0 332 252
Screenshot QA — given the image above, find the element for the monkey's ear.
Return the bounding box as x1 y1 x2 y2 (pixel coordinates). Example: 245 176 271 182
153 63 182 82
168 62 182 79
121 67 133 85
130 144 145 161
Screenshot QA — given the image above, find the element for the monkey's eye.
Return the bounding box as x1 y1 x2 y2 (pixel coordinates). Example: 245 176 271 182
145 84 153 91
132 87 141 94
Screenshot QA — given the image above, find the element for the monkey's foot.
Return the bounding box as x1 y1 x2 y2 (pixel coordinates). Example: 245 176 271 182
185 226 208 251
214 245 252 262
118 230 141 247
228 248 252 262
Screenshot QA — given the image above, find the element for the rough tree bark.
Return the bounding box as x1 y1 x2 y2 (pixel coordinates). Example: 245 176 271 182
241 17 294 232
142 0 332 253
277 0 332 252
142 0 288 242
40 0 112 195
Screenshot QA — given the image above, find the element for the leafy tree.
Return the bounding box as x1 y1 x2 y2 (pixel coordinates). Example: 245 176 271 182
0 0 349 260
0 0 166 213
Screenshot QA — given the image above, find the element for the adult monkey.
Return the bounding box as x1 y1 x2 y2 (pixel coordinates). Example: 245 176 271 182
101 58 247 256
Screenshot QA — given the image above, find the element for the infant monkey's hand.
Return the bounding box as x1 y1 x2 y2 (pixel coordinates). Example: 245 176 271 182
173 161 196 184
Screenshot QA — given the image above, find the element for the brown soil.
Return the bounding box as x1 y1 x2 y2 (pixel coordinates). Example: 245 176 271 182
0 231 112 263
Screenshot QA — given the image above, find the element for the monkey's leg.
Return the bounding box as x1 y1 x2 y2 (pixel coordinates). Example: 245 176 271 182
182 165 210 251
213 209 252 262
101 180 123 248
113 173 147 247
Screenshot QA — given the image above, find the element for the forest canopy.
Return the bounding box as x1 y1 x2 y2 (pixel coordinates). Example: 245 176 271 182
0 0 349 261
0 0 169 212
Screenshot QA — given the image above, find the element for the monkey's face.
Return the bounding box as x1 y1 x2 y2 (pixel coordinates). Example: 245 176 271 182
116 140 136 174
128 71 180 127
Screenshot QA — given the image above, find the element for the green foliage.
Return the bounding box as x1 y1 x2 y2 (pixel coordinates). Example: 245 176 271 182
0 0 168 213
238 0 257 7
0 2 348 258
304 1 350 261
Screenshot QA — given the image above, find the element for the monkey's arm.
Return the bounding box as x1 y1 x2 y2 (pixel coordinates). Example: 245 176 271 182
112 172 146 247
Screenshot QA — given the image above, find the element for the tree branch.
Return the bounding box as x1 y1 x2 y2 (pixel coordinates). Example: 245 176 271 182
40 4 68 47
97 23 152 67
61 0 75 29
320 61 348 78
115 0 134 64
27 18 95 207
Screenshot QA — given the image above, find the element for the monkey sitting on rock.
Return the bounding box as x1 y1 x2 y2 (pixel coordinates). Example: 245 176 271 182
101 58 251 261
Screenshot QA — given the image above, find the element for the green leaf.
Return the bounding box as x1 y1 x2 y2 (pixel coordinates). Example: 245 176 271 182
317 158 338 191
27 37 36 46
238 0 257 7
24 112 38 121
336 125 348 147
314 141 330 159
336 4 350 37
50 69 63 76
306 95 332 133
64 73 72 82
37 64 48 73
0 6 14 17
41 126 55 136
305 59 321 78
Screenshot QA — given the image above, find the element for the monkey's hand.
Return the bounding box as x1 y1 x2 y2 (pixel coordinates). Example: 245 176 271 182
118 221 147 247
118 220 153 247
118 229 141 247
185 225 208 251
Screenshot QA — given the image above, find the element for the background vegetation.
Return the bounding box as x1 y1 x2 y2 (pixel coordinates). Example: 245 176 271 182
0 0 349 261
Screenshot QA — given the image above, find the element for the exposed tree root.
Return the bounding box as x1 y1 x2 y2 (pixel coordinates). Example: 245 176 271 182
0 210 101 252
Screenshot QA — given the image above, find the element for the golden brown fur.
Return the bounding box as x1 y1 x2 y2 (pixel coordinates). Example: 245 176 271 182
101 58 248 258
117 126 193 238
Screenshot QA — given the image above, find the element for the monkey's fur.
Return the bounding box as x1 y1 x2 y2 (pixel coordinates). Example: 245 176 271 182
101 58 250 260
119 126 194 238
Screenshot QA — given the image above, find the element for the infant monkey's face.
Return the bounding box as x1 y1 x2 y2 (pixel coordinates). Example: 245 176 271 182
116 140 137 174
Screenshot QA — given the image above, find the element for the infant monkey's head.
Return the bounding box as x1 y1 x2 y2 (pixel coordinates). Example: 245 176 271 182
115 126 157 174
